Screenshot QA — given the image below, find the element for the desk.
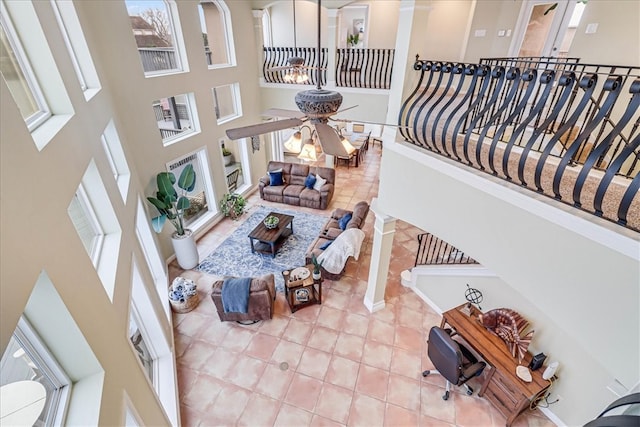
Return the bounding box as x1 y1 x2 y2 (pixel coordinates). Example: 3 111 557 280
441 304 550 426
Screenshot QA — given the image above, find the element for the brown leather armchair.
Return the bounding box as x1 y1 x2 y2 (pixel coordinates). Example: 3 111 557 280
211 273 276 322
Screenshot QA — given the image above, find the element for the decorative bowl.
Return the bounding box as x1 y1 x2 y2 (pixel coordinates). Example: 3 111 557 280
263 215 279 229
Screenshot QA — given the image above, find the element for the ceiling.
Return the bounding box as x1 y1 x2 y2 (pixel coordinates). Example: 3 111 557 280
249 0 358 10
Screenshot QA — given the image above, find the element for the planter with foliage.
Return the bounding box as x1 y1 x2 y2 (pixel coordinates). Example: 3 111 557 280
146 164 199 269
311 253 324 280
222 147 234 166
219 193 246 220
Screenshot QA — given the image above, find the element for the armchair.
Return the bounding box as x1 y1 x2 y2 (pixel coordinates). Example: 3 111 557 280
422 326 486 400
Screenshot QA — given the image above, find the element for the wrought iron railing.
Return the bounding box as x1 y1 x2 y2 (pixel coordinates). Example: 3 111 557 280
335 48 395 89
415 233 478 267
262 47 326 86
398 56 640 231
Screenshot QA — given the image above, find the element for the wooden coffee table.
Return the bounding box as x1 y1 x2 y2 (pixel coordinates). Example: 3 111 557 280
248 212 294 257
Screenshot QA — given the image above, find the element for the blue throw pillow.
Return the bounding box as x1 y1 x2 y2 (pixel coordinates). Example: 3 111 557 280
319 240 332 250
268 169 284 186
304 173 316 189
338 213 352 230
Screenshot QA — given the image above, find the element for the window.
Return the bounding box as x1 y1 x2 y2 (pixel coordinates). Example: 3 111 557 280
198 0 236 68
1 317 71 426
129 258 179 425
68 160 122 301
68 185 105 263
153 93 199 145
167 149 216 227
101 120 131 203
1 0 73 150
0 2 50 130
212 83 242 124
128 309 154 382
50 0 101 100
126 0 187 75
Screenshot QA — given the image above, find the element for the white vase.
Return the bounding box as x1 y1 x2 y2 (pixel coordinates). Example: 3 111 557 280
171 229 199 269
312 271 321 280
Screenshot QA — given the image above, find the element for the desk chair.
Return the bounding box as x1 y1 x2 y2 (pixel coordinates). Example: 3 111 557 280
422 326 486 400
226 169 240 192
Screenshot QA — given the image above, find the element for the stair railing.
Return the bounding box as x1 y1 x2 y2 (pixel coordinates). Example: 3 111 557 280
414 233 478 267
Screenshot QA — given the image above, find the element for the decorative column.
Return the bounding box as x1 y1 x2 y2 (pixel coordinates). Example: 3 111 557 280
252 10 265 84
326 8 339 88
364 198 396 313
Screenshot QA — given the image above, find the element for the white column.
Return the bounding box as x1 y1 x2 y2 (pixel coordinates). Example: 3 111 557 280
364 198 396 313
252 10 265 84
326 9 339 88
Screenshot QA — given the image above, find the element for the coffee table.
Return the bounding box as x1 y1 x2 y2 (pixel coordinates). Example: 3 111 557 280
248 212 294 257
282 264 322 313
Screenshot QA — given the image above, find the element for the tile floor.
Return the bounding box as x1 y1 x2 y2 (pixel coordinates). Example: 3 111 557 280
170 145 556 426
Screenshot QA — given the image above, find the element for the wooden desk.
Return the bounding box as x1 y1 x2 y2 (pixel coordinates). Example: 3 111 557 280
441 304 549 426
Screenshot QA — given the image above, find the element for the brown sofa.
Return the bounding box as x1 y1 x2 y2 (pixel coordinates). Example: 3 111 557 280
305 201 370 280
210 274 276 322
258 161 335 210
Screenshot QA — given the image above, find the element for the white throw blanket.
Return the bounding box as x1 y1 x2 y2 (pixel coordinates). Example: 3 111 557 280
317 228 365 274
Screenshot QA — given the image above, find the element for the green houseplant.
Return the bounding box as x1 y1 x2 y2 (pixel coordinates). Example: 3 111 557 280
311 253 324 279
219 193 246 220
146 164 199 269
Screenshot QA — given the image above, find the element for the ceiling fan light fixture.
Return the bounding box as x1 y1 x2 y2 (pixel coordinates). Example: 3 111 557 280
341 136 357 155
295 89 343 124
298 140 318 162
284 131 303 153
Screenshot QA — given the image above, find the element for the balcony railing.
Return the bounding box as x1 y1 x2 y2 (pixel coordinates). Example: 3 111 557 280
336 48 394 89
263 47 326 86
262 46 394 89
415 233 478 267
138 47 177 72
399 56 640 231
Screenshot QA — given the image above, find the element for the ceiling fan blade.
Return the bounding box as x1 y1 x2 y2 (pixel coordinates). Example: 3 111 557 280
263 108 307 119
314 123 349 157
226 118 303 140
267 66 293 72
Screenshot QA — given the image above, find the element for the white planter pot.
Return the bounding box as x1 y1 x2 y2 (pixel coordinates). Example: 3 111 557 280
312 271 321 280
223 154 234 166
171 229 199 270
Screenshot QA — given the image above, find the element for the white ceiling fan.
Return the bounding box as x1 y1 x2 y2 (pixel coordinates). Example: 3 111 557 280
226 0 350 158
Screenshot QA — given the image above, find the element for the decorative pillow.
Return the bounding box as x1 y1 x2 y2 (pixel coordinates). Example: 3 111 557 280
338 213 352 230
319 240 332 250
313 174 327 191
268 168 284 186
304 173 316 189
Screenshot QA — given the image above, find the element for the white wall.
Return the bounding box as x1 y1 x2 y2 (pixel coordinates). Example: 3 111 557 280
0 0 263 424
377 144 640 425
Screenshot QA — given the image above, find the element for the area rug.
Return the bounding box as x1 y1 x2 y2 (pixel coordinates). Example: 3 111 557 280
196 206 327 292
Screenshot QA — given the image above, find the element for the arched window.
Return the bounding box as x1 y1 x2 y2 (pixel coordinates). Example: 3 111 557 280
198 0 236 68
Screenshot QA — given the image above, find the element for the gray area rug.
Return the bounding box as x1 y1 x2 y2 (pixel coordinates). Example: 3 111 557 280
196 206 327 292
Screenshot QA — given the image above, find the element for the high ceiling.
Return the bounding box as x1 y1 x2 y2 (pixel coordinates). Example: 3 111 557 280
249 0 357 10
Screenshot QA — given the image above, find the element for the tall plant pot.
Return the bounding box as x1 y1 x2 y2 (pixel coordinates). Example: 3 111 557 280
171 229 199 270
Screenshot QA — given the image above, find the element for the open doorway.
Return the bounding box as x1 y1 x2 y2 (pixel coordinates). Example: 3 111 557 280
509 0 586 58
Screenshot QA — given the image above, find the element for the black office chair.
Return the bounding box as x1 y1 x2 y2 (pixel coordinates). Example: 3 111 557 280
422 326 487 400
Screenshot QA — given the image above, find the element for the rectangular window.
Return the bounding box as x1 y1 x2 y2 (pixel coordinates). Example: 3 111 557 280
1 317 71 426
128 311 154 382
212 83 242 124
126 0 187 75
153 93 198 145
51 0 101 100
167 151 213 226
68 185 105 263
101 120 131 202
0 4 50 130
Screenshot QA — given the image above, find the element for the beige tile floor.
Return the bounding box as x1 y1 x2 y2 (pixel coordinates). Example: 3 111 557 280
170 145 556 426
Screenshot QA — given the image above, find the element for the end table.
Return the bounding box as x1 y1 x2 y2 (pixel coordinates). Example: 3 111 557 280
282 264 322 313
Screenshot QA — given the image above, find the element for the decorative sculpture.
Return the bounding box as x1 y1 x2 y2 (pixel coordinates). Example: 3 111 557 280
478 308 534 362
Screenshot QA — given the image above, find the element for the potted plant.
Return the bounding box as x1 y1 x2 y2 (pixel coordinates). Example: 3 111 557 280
347 33 360 48
219 193 246 220
222 147 234 166
311 253 324 280
146 164 200 269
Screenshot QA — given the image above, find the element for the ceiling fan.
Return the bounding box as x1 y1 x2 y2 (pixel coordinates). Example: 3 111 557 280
226 0 350 158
